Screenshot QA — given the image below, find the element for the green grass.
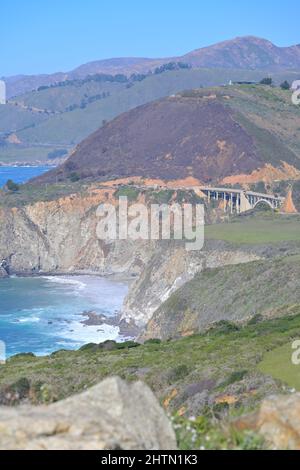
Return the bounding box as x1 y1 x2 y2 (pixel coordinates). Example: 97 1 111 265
0 103 47 134
2 314 300 406
258 343 300 391
0 180 91 207
0 144 70 163
205 214 300 244
226 85 300 156
114 186 140 201
1 314 300 448
19 81 125 114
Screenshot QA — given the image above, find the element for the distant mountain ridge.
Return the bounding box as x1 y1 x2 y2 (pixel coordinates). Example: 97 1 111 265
4 36 300 98
182 36 300 70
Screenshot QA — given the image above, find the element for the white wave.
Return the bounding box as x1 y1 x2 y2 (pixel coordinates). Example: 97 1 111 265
42 276 86 290
55 319 121 346
18 316 40 323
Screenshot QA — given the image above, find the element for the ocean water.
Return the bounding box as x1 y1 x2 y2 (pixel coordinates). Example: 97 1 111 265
0 276 128 357
0 166 50 187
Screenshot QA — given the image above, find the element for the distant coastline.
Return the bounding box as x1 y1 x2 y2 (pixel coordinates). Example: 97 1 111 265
0 161 57 168
0 165 52 187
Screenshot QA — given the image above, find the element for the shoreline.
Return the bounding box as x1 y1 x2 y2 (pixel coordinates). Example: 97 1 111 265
4 270 136 285
0 273 138 358
79 310 140 338
0 162 57 168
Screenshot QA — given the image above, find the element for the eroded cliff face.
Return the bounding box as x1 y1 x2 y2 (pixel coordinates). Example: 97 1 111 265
121 241 260 327
0 188 260 330
0 188 155 276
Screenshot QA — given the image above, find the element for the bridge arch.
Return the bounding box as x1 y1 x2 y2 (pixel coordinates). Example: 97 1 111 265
252 199 274 210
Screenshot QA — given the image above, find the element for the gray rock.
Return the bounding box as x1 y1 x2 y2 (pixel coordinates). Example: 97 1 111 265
0 267 8 278
235 393 300 450
0 377 177 450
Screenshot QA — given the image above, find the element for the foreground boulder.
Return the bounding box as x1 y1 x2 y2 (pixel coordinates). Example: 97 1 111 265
235 393 300 450
0 377 177 450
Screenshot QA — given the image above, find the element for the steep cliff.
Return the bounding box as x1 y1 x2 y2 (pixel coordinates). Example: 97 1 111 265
122 241 260 327
140 254 300 340
0 187 154 276
0 185 262 330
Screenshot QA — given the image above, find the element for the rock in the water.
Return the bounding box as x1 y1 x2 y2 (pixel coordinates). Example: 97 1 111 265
0 377 177 450
235 393 300 450
0 267 8 278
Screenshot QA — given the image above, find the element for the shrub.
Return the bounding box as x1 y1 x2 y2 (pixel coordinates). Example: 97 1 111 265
0 377 31 405
221 370 248 388
154 62 191 74
280 80 290 90
117 341 140 350
99 340 118 351
79 343 98 352
260 77 273 86
150 190 174 204
144 339 162 345
115 186 139 201
166 364 190 383
6 179 20 192
10 377 31 398
248 314 264 325
210 321 240 335
70 172 80 182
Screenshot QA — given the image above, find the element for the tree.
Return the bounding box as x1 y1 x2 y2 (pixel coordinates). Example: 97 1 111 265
260 77 273 86
6 179 20 192
280 80 290 90
70 172 80 182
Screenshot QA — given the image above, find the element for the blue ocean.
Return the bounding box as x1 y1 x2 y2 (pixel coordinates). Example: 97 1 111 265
0 166 129 358
0 276 128 357
0 165 50 187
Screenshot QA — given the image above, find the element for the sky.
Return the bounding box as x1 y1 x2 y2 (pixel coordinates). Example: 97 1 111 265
1 0 300 76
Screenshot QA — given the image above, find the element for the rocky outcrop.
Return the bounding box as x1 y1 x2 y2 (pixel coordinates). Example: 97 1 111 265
0 259 9 278
282 189 298 214
122 241 260 327
235 393 300 450
140 254 300 340
0 267 8 278
0 377 177 450
0 188 156 276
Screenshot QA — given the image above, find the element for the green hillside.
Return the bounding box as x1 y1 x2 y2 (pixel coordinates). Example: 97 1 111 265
1 67 300 163
18 81 126 113
1 313 300 449
141 213 300 340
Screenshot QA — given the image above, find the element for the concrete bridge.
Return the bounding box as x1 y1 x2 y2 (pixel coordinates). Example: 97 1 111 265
199 187 285 213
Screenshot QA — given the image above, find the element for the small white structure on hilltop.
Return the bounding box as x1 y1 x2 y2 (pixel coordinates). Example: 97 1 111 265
0 80 6 104
291 80 300 91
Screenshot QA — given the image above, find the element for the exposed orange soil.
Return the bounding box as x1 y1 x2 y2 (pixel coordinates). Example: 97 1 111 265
215 395 239 405
6 133 22 145
101 176 202 189
282 189 298 214
163 389 178 409
221 162 300 185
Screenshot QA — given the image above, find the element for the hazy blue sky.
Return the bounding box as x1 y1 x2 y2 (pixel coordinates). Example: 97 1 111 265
2 0 300 76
